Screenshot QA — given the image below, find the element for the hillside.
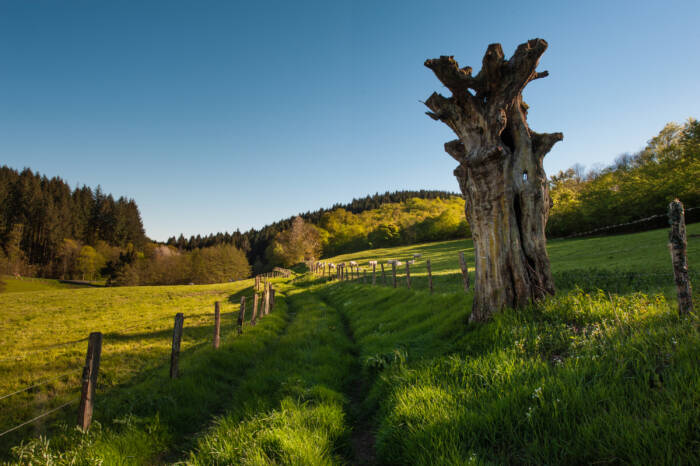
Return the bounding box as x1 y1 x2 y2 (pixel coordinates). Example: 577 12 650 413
1 224 698 464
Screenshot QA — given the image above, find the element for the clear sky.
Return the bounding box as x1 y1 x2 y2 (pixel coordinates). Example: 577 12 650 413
1 0 698 241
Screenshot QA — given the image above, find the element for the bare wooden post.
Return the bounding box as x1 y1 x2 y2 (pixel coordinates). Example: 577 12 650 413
459 251 470 292
381 263 387 285
170 313 184 379
406 262 411 289
372 263 376 285
392 263 397 288
427 259 434 294
669 199 694 315
77 332 102 430
237 296 245 335
251 293 260 325
213 301 221 349
363 269 367 284
264 283 270 315
270 287 276 310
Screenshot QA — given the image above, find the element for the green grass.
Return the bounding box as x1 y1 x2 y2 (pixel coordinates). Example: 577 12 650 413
323 223 700 295
0 276 92 293
0 279 283 459
187 287 356 465
2 224 699 464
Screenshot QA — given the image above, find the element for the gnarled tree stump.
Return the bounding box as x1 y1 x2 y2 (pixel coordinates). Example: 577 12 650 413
424 39 563 322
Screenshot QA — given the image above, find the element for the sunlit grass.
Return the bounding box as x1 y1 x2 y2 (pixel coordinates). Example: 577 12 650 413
0 280 261 455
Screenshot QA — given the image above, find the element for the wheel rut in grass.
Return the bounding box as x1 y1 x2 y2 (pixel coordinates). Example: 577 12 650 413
327 295 378 466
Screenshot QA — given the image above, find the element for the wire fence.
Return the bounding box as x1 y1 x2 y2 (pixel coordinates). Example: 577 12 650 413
0 284 273 444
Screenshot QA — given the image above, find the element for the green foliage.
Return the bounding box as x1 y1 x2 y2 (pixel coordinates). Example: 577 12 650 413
318 196 468 257
0 166 147 277
548 118 700 236
266 216 322 267
109 243 251 286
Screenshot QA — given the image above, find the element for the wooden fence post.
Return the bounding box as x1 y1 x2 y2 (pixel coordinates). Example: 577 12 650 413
237 296 245 335
170 313 184 379
669 199 694 315
392 263 397 288
459 251 470 292
363 269 367 284
264 283 270 315
270 287 275 310
251 293 259 325
427 259 433 294
77 332 102 430
381 263 387 285
406 262 411 289
213 301 221 349
372 263 376 285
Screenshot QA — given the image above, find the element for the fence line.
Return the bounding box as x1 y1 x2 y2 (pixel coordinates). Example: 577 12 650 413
0 276 288 440
0 398 78 439
563 206 697 239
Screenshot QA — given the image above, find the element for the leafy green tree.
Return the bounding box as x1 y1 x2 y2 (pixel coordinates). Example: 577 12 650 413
266 217 321 267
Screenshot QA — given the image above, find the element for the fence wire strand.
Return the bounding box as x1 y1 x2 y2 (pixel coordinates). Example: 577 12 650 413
0 398 78 438
0 373 75 402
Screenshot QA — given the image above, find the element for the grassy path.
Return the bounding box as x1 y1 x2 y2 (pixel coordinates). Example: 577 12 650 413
334 296 377 465
185 287 356 465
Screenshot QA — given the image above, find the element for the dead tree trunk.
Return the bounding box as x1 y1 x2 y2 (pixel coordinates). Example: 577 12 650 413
425 39 562 322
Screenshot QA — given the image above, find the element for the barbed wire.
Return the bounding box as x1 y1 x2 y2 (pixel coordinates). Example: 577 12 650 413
562 207 698 239
0 397 78 438
0 373 75 402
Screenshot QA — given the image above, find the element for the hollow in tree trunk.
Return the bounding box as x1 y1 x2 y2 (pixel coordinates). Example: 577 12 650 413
424 39 563 322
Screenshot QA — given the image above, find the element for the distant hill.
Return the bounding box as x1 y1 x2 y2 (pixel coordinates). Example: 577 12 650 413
166 190 462 270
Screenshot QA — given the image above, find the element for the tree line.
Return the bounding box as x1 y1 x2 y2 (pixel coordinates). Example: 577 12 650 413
3 119 695 282
165 190 458 271
0 166 147 279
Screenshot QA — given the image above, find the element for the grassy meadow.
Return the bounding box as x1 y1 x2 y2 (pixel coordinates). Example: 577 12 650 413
0 276 91 294
1 224 698 464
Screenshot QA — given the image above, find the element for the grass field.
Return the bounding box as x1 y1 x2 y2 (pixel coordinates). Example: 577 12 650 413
1 224 698 464
0 279 271 457
0 276 92 294
324 223 700 295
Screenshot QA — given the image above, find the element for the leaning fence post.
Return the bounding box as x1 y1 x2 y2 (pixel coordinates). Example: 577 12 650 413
406 262 411 289
77 332 102 430
427 259 433 294
237 296 246 334
381 263 387 285
392 263 397 288
213 301 221 349
668 199 694 315
170 313 184 379
459 251 470 292
252 293 260 325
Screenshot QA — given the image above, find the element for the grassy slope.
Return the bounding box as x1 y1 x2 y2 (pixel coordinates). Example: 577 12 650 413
310 223 700 464
0 276 90 293
0 280 272 457
324 223 700 294
3 224 699 464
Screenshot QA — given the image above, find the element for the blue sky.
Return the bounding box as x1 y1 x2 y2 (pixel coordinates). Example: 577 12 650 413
1 0 698 241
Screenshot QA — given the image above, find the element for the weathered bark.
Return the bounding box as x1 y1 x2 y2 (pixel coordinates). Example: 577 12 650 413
668 199 694 315
425 39 562 322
